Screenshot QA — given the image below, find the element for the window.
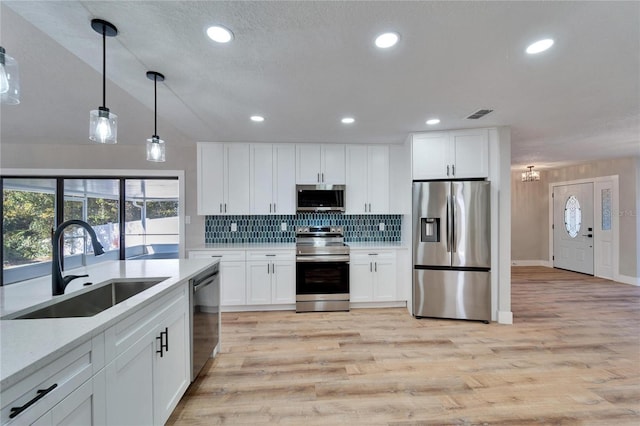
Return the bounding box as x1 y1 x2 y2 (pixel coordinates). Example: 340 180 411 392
2 176 180 285
601 188 611 231
2 179 56 283
564 195 582 238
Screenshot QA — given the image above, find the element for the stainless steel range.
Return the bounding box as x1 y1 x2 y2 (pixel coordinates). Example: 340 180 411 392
295 226 350 312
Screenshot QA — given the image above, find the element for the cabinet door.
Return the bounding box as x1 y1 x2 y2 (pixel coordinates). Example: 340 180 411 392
197 143 224 215
220 262 246 306
450 129 489 178
412 133 449 180
225 144 251 214
321 145 346 184
246 261 272 305
251 144 275 214
273 144 296 214
105 332 154 426
349 258 373 302
373 257 397 302
367 145 389 213
346 145 368 214
52 373 105 426
153 306 189 425
272 261 295 304
296 145 322 184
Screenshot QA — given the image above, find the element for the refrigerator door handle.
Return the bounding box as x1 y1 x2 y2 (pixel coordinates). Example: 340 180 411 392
446 196 451 253
451 195 456 253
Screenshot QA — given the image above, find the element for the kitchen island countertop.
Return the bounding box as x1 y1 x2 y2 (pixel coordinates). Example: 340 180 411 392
0 258 217 389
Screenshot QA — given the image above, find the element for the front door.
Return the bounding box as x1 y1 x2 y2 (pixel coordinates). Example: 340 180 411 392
553 183 594 275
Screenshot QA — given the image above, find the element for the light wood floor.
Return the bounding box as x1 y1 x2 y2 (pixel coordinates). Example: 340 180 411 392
168 267 640 425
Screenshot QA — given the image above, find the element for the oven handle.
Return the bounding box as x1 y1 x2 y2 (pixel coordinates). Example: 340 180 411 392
296 255 350 263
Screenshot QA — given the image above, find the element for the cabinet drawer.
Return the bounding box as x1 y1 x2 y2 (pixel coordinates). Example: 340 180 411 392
1 340 94 425
104 283 187 363
350 250 396 261
189 250 246 262
246 250 295 261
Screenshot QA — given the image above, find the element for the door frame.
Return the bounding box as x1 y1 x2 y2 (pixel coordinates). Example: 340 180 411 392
548 175 619 280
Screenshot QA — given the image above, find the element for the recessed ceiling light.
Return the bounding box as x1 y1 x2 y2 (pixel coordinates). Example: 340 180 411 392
426 118 440 125
250 115 264 122
341 117 355 124
526 38 554 54
375 32 399 49
206 25 234 43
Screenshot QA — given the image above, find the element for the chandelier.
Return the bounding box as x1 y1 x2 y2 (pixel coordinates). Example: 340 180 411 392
521 166 540 182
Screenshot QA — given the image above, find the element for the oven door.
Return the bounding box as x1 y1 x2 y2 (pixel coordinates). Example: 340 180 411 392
296 258 350 312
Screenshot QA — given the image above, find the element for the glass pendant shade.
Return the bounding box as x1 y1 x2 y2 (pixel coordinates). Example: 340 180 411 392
0 46 20 105
521 166 540 182
146 136 165 162
89 107 117 144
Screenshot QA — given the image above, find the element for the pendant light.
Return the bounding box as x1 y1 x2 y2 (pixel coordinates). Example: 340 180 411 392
146 71 166 162
89 19 118 144
521 165 540 182
0 46 20 105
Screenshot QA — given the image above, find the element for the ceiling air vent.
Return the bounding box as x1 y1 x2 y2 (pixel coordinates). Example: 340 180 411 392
466 109 494 119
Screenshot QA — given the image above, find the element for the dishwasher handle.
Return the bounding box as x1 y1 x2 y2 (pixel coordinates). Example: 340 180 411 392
192 270 219 293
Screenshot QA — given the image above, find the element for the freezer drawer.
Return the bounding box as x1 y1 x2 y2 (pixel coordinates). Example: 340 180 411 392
413 269 490 322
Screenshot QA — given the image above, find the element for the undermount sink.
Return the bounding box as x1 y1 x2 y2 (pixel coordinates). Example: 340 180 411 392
12 278 168 319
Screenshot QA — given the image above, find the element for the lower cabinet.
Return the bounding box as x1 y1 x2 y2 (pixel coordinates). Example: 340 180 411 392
189 250 295 308
350 251 397 303
246 259 295 305
188 251 246 306
1 338 105 426
104 283 190 426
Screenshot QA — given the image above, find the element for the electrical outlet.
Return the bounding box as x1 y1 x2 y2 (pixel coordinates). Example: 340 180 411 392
379 222 385 231
231 223 237 232
281 222 287 231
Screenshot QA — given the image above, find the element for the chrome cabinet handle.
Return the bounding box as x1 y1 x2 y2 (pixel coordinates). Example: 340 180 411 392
375 262 377 272
452 164 455 176
322 173 325 182
369 262 372 272
446 165 450 176
274 203 276 213
219 203 222 213
9 384 58 419
368 203 371 212
224 204 227 213
270 203 272 213
317 173 320 182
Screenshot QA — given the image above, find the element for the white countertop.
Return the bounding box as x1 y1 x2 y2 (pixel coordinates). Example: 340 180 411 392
0 259 217 388
189 242 408 251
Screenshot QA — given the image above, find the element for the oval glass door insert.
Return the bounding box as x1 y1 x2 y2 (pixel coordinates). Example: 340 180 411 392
564 195 582 238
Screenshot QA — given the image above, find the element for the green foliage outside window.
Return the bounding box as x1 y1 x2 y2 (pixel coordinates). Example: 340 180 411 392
3 189 55 267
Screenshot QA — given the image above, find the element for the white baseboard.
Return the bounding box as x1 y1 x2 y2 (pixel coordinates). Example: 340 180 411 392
497 310 513 324
511 260 552 267
614 274 640 286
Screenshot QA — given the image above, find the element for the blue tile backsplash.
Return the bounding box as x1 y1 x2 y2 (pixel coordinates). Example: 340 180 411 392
205 213 402 244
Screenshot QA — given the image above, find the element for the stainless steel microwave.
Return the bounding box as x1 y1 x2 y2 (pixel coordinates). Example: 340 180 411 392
296 184 345 212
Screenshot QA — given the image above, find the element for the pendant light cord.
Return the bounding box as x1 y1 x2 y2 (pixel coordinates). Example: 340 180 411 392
102 26 106 108
154 74 157 136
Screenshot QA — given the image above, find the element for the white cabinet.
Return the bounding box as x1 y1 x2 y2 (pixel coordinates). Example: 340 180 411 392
250 144 295 214
1 339 105 426
246 251 295 305
412 129 489 179
197 143 251 215
346 145 389 214
189 251 246 306
296 144 346 184
350 251 397 303
104 283 189 426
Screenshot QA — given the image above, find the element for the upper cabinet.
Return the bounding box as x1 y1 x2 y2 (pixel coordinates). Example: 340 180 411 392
296 144 346 184
346 145 389 214
250 144 296 215
197 143 250 215
412 129 489 179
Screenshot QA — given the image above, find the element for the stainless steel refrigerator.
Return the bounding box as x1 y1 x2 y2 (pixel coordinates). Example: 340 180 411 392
412 181 491 322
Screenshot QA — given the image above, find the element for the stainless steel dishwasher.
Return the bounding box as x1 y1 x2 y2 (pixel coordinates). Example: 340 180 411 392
189 262 220 381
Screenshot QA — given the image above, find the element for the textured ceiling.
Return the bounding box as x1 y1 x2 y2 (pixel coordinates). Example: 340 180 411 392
1 1 638 170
